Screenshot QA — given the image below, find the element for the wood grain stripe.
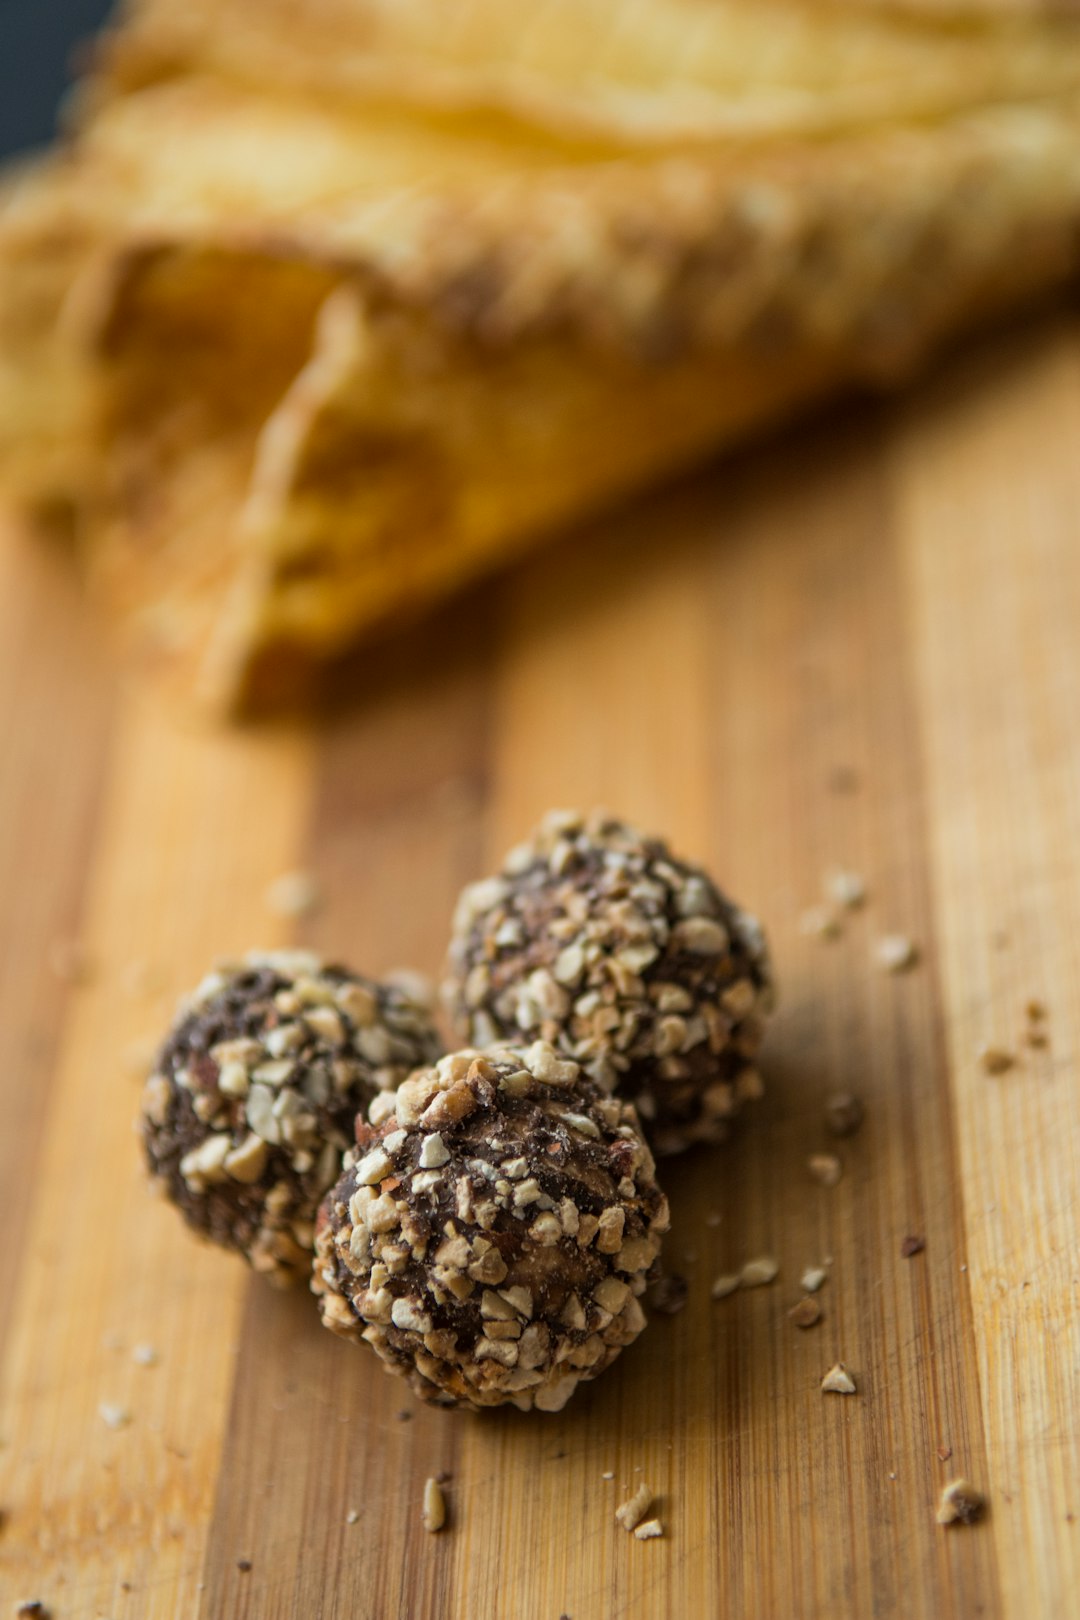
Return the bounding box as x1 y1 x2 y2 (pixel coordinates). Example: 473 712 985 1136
0 525 114 1355
0 694 316 1618
895 315 1080 1618
198 640 491 1618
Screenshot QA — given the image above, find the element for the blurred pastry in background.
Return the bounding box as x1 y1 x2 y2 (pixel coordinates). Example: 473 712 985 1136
5 0 1080 710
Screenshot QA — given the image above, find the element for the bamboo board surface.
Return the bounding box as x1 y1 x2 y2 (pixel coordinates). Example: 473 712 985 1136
1 311 1079 1620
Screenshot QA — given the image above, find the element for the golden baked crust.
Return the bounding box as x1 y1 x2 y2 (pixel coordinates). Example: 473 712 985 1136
5 0 1080 707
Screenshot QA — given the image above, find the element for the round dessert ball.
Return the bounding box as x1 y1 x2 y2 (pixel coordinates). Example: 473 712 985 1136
139 950 442 1286
444 810 773 1155
313 1041 669 1411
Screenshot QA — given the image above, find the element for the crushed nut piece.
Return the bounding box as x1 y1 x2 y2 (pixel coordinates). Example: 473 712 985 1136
264 870 321 918
616 1483 653 1532
978 1044 1015 1076
937 1445 953 1463
15 1603 50 1619
800 906 841 941
740 1256 779 1288
633 1519 664 1541
826 870 866 910
98 1402 131 1429
936 1479 986 1527
131 1343 159 1367
900 1235 925 1258
422 1476 447 1533
346 1508 360 1525
807 1153 843 1187
824 1093 864 1138
788 1297 822 1329
876 934 918 973
1025 1027 1049 1049
821 1363 857 1395
710 1274 740 1300
650 1275 688 1315
800 1267 828 1293
1025 999 1047 1022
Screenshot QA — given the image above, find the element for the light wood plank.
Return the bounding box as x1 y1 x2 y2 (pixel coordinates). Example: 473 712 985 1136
196 649 490 1618
895 315 1080 1619
0 524 114 1354
0 694 316 1617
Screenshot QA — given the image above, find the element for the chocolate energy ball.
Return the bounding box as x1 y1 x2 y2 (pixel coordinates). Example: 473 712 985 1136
313 1042 669 1411
140 951 442 1285
444 811 774 1155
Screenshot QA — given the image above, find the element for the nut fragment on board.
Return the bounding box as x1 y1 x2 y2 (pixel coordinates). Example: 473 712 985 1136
650 1274 688 1315
977 1043 1015 1075
826 870 866 909
821 1363 857 1395
900 1235 925 1258
422 1477 447 1533
98 1401 131 1429
936 1479 986 1527
824 1092 864 1138
800 906 841 940
264 870 321 917
788 1296 822 1328
807 1153 843 1187
616 1483 653 1532
875 935 918 973
740 1256 779 1288
634 1519 665 1540
800 1266 828 1293
710 1274 740 1300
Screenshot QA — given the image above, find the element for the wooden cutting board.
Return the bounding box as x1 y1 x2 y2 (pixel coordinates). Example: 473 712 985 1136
1 309 1078 1620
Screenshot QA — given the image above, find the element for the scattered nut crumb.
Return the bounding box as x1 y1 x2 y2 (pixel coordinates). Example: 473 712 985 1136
876 935 918 973
740 1256 779 1288
120 958 163 998
937 1479 986 1527
826 870 866 910
422 1476 447 1533
633 1519 664 1541
15 1603 50 1619
131 1343 159 1367
828 765 860 795
900 1235 925 1258
49 939 93 985
346 1509 360 1525
264 870 321 918
1025 1027 1049 1049
807 1153 843 1187
978 1044 1015 1076
824 1092 864 1138
601 1471 614 1481
800 906 841 941
616 1483 653 1532
800 1267 828 1293
937 1446 953 1463
788 1297 822 1329
98 1402 131 1430
821 1363 857 1395
704 1212 722 1228
650 1275 688 1315
1025 1000 1047 1022
236 1558 252 1572
710 1274 740 1300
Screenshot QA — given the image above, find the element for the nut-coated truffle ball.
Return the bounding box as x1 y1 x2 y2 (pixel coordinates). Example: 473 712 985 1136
444 811 773 1155
313 1042 669 1411
140 951 442 1285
